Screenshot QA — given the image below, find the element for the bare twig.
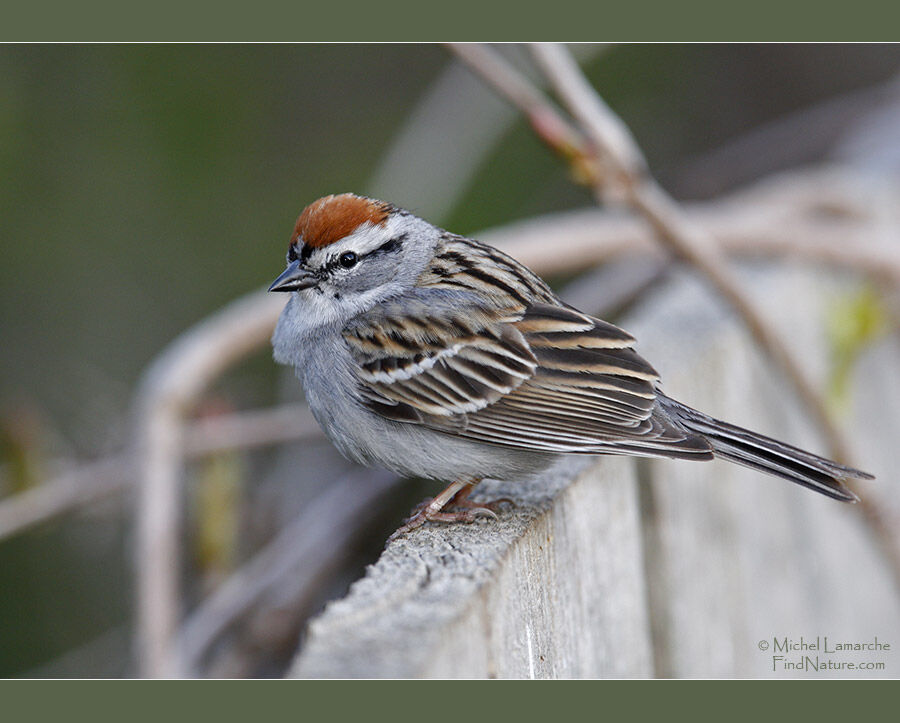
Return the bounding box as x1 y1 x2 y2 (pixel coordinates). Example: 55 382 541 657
0 456 128 541
529 42 850 460
134 291 287 678
369 45 609 222
446 49 900 282
183 403 322 457
448 44 588 167
479 168 900 286
530 44 647 183
0 405 323 544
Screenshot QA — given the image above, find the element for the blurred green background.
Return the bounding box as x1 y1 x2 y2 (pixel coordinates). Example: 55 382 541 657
2 44 899 677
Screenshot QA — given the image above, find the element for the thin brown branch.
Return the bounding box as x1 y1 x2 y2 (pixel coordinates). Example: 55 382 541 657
449 45 899 289
447 44 589 168
529 42 850 461
529 43 647 181
480 168 900 286
0 456 129 541
0 405 323 545
183 404 322 457
370 45 610 222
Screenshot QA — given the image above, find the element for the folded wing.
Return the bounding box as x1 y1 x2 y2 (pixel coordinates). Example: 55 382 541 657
344 301 712 458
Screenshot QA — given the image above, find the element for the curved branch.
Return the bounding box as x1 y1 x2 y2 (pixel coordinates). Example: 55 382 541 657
529 42 850 460
134 292 287 677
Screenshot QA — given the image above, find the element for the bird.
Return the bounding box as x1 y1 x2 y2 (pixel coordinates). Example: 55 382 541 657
269 193 873 540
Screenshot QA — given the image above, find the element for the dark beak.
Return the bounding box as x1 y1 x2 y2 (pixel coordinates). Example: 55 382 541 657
268 260 317 292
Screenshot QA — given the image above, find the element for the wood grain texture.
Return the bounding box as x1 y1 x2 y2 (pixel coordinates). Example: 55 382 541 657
290 456 652 678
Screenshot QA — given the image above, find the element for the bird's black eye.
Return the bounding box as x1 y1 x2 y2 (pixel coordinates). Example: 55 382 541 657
339 251 358 269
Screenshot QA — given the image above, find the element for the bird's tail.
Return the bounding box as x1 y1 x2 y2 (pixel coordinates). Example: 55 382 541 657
658 394 873 502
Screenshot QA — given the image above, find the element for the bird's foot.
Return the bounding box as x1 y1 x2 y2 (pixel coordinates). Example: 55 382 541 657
387 506 497 543
388 479 515 542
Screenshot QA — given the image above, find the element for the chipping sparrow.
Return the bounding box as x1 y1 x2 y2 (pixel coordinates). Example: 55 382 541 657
270 193 872 539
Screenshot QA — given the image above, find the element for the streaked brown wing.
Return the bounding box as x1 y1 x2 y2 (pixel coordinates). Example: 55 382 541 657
343 300 537 431
347 301 711 456
458 304 710 456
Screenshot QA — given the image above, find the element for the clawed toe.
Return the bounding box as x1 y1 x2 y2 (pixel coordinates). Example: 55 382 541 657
387 516 424 543
387 478 517 542
387 505 499 543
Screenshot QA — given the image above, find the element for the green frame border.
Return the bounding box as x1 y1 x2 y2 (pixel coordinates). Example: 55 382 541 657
3 2 900 41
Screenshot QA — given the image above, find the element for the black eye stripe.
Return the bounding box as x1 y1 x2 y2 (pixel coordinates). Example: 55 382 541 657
373 234 406 255
302 233 407 274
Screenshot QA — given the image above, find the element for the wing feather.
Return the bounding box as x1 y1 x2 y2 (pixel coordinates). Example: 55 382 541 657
345 299 711 459
344 300 537 417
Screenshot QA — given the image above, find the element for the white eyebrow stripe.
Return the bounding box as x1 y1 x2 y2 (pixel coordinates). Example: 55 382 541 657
305 217 408 266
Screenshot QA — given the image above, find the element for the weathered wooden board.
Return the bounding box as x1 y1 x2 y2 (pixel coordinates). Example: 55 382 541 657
631 266 900 678
291 455 652 678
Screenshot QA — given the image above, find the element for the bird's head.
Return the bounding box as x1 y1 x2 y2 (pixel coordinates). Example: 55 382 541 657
269 194 435 308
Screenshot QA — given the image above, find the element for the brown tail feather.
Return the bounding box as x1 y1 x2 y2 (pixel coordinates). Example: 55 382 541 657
658 394 872 502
